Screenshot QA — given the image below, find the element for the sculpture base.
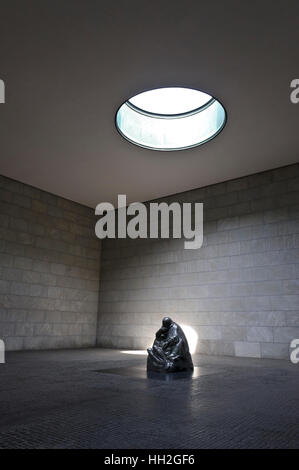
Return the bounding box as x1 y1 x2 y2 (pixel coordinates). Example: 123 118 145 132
94 366 206 381
147 354 194 374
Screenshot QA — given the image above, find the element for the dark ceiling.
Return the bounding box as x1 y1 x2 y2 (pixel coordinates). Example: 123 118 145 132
0 0 298 207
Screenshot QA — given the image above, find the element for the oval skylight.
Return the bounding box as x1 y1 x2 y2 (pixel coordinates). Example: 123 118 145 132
116 87 226 151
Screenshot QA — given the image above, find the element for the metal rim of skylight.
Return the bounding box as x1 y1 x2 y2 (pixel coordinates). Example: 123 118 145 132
125 96 216 119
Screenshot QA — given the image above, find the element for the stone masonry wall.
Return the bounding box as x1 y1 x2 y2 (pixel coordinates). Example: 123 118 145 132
0 175 101 351
97 164 299 359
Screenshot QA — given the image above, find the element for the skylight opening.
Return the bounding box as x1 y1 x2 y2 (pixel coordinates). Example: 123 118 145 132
116 87 226 151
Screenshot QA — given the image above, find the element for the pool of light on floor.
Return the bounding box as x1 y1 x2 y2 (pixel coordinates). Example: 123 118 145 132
120 350 148 355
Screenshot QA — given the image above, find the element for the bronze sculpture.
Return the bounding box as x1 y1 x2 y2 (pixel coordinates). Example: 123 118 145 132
147 317 194 373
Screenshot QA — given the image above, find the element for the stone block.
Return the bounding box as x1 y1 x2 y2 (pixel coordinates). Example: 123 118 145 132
274 327 299 343
234 341 261 358
246 326 274 343
260 342 289 359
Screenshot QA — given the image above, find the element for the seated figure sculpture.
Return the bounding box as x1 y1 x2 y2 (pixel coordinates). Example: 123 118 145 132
147 317 194 373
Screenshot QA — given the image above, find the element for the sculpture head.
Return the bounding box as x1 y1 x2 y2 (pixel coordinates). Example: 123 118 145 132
162 317 173 329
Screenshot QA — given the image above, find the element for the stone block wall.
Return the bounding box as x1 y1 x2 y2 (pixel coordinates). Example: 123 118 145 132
97 164 299 359
0 175 101 350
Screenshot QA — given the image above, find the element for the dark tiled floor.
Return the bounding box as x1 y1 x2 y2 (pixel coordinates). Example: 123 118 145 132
0 348 298 449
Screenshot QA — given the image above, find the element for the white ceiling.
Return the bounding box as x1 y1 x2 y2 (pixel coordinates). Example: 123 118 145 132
0 0 298 207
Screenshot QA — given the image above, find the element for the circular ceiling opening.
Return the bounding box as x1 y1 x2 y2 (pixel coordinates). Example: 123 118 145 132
116 87 226 151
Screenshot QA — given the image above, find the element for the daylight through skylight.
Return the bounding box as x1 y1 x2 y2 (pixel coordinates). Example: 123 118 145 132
116 87 226 151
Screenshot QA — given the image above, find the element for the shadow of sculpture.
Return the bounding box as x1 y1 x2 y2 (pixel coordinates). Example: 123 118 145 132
147 317 194 373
